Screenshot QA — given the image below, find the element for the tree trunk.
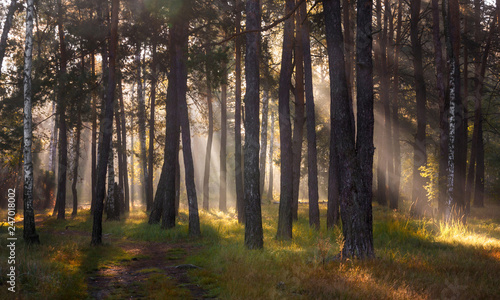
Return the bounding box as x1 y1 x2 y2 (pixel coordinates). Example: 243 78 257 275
136 42 151 210
343 0 353 99
150 40 179 226
375 0 387 206
235 0 245 223
119 78 130 211
203 63 213 211
91 0 119 246
0 0 18 70
175 3 200 236
259 88 269 199
443 0 463 221
325 0 375 258
244 0 263 249
115 77 126 214
300 1 319 229
148 40 157 215
220 62 228 212
410 0 428 217
55 0 68 220
71 105 82 216
292 2 305 220
354 0 375 258
267 112 275 203
432 0 448 218
106 143 119 220
22 0 39 244
472 11 496 208
49 101 58 175
382 0 393 207
160 30 182 230
276 0 295 241
91 51 97 214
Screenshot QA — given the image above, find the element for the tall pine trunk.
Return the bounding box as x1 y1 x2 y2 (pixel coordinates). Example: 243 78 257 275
71 104 82 216
325 0 375 258
300 1 320 229
148 41 157 214
220 62 228 212
235 0 245 223
91 51 97 214
410 0 428 216
244 0 263 249
55 0 68 220
203 63 213 211
22 0 39 244
292 3 305 220
161 26 182 229
175 2 200 236
267 112 275 202
277 0 295 240
136 43 150 210
91 0 119 246
472 10 496 208
119 78 130 211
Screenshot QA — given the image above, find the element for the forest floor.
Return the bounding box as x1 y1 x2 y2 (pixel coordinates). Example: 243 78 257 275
1 202 500 299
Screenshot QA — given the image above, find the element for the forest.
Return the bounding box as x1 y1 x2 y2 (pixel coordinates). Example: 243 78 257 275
1 0 500 298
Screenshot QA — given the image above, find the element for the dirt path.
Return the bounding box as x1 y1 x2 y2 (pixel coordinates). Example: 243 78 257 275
86 240 208 299
44 226 208 299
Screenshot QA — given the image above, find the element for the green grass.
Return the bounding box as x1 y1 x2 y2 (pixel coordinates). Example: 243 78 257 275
1 204 500 299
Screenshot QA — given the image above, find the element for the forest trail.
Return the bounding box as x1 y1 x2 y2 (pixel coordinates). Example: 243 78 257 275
86 240 207 299
45 227 208 299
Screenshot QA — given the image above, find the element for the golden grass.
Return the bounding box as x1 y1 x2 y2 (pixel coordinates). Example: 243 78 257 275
1 203 500 299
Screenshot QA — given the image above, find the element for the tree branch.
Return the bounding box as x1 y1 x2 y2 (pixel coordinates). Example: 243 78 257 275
207 0 306 47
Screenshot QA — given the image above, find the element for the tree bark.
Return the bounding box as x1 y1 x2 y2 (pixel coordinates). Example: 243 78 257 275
443 0 463 221
300 1 319 229
472 12 496 208
55 0 68 220
325 0 375 258
136 42 151 210
150 35 179 226
277 0 295 241
71 104 82 216
91 0 119 246
244 0 263 249
220 62 228 212
175 3 200 236
292 1 305 220
235 0 245 223
0 0 18 70
160 29 182 229
267 112 275 203
410 0 428 216
259 87 269 199
432 0 448 217
148 40 157 215
91 51 97 214
106 143 119 220
203 61 214 211
22 0 39 244
376 0 387 206
119 78 130 211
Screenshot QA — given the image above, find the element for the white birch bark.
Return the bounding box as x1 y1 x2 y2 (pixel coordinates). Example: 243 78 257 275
446 62 457 221
23 0 39 243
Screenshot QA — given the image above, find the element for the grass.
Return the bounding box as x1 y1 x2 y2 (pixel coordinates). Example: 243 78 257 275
1 203 500 299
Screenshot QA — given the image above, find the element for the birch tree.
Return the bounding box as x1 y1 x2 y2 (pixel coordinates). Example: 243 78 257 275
22 0 39 245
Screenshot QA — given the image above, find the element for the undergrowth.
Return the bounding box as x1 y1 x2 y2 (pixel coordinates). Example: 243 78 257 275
0 202 499 299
